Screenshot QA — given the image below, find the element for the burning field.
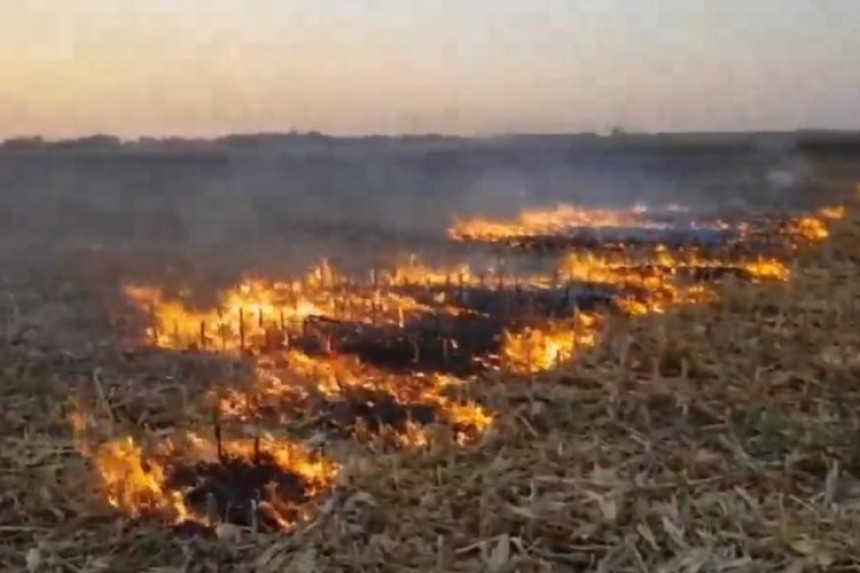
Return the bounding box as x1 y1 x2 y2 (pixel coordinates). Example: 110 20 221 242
2 191 860 571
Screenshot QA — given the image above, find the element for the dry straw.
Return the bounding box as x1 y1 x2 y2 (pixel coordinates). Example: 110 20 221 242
2 200 860 572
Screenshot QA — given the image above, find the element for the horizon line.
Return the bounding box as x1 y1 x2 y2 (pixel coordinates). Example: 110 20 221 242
4 127 860 146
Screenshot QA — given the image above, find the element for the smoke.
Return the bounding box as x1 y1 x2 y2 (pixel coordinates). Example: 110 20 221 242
0 135 832 284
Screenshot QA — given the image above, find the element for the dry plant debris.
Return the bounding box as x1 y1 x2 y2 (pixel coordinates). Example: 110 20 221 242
1 198 859 572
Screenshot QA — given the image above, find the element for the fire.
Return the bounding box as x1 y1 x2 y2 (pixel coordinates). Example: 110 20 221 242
447 202 731 242
385 258 478 287
70 408 192 523
502 312 601 374
123 235 798 386
743 257 791 281
74 199 849 532
436 395 495 436
124 271 446 353
122 204 832 387
214 350 493 444
76 433 192 522
124 280 323 351
449 203 664 242
71 409 337 529
490 206 838 371
123 261 499 450
557 247 787 317
776 206 842 244
560 245 789 282
818 205 845 220
785 217 830 242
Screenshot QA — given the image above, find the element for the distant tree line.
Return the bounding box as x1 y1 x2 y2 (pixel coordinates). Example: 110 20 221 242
2 129 860 155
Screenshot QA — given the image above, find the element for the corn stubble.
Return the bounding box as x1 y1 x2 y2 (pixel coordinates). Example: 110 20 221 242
2 199 860 572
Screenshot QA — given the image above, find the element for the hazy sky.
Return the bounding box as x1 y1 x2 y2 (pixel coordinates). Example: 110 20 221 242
1 0 859 137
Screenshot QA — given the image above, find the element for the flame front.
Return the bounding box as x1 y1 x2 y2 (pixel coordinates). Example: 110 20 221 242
125 263 453 353
558 246 789 312
448 202 729 243
77 200 843 529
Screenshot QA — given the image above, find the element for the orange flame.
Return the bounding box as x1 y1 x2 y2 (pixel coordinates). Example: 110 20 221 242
214 350 493 444
71 409 337 528
79 200 848 528
448 203 729 242
502 312 601 374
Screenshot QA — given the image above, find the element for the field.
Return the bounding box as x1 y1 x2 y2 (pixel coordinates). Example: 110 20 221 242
1 138 859 572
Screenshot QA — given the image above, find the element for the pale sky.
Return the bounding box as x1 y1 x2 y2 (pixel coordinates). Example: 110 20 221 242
1 0 859 138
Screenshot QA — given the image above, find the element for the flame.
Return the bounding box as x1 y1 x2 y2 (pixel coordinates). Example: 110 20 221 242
818 205 845 220
78 199 848 529
502 312 601 374
123 261 499 449
124 204 834 385
449 204 662 242
70 410 188 522
490 205 832 373
214 350 493 444
448 203 730 242
557 247 787 317
71 409 336 528
124 272 444 352
560 247 790 283
777 206 842 244
124 234 799 386
385 258 478 287
743 258 790 281
785 217 830 242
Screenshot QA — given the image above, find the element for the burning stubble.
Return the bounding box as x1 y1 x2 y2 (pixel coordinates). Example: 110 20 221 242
71 408 337 533
70 200 844 533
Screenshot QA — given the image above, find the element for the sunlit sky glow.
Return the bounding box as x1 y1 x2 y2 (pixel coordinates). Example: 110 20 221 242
1 0 859 138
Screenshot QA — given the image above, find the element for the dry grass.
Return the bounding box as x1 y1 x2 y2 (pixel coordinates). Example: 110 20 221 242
2 202 860 572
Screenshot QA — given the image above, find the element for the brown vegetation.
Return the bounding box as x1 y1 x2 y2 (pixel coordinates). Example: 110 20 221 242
2 197 859 572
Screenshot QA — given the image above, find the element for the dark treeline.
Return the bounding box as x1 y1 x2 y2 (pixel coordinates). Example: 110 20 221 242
3 129 860 155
